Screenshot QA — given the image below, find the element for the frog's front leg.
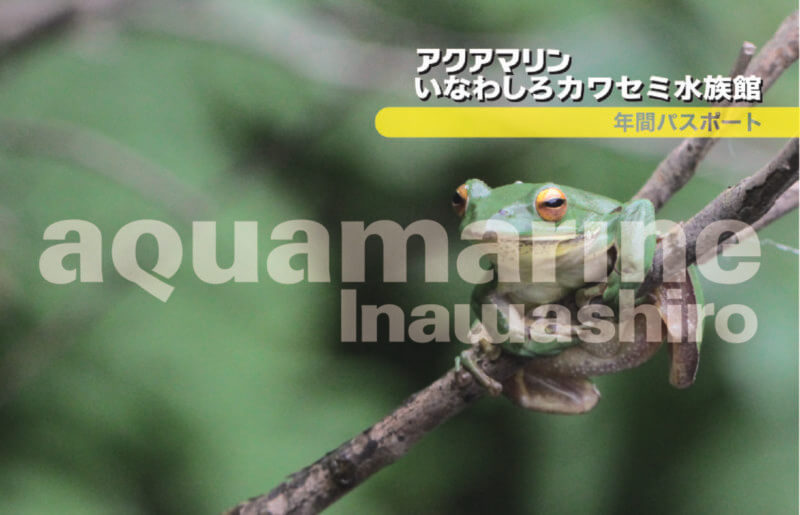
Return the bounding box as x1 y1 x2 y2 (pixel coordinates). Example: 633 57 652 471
471 282 530 350
455 323 503 396
602 198 656 307
454 282 526 395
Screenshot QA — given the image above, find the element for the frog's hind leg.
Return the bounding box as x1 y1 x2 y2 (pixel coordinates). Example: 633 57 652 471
502 367 600 414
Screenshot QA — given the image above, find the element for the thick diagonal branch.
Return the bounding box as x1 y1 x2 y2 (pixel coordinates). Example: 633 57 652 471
638 138 798 298
225 351 523 515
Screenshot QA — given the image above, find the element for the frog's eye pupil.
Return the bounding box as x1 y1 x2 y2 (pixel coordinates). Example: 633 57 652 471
535 187 568 222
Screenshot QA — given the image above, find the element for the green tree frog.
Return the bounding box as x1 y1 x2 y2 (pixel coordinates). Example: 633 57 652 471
452 179 704 414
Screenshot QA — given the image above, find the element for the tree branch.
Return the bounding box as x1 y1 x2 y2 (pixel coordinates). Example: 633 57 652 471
693 180 798 265
226 149 800 515
227 13 800 515
729 41 757 77
0 1 76 58
0 118 212 220
227 134 798 513
226 351 523 515
637 138 799 297
0 0 133 61
632 10 798 210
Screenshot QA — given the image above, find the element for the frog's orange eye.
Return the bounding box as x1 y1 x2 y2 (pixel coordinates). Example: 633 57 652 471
535 187 567 221
452 184 469 217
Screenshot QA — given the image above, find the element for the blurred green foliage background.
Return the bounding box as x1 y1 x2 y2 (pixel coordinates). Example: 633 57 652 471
0 0 797 513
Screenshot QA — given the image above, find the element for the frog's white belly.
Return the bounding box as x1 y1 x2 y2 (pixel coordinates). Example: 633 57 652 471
497 281 571 305
494 235 612 305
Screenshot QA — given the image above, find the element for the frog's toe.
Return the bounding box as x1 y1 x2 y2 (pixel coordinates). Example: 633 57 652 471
457 350 503 396
485 379 503 396
483 342 502 360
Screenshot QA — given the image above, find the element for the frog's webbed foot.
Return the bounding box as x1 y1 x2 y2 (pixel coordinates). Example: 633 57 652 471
455 350 503 396
454 322 503 396
502 367 600 414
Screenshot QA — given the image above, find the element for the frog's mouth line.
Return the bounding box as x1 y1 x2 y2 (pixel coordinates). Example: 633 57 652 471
462 223 605 250
519 234 584 245
466 232 584 245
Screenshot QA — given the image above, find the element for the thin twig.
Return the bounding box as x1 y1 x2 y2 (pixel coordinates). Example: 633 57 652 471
129 2 412 91
729 41 757 77
743 11 800 92
0 1 76 58
0 0 132 60
0 119 212 220
632 11 798 210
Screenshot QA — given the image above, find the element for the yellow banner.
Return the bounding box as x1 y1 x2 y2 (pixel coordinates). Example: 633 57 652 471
375 107 799 138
